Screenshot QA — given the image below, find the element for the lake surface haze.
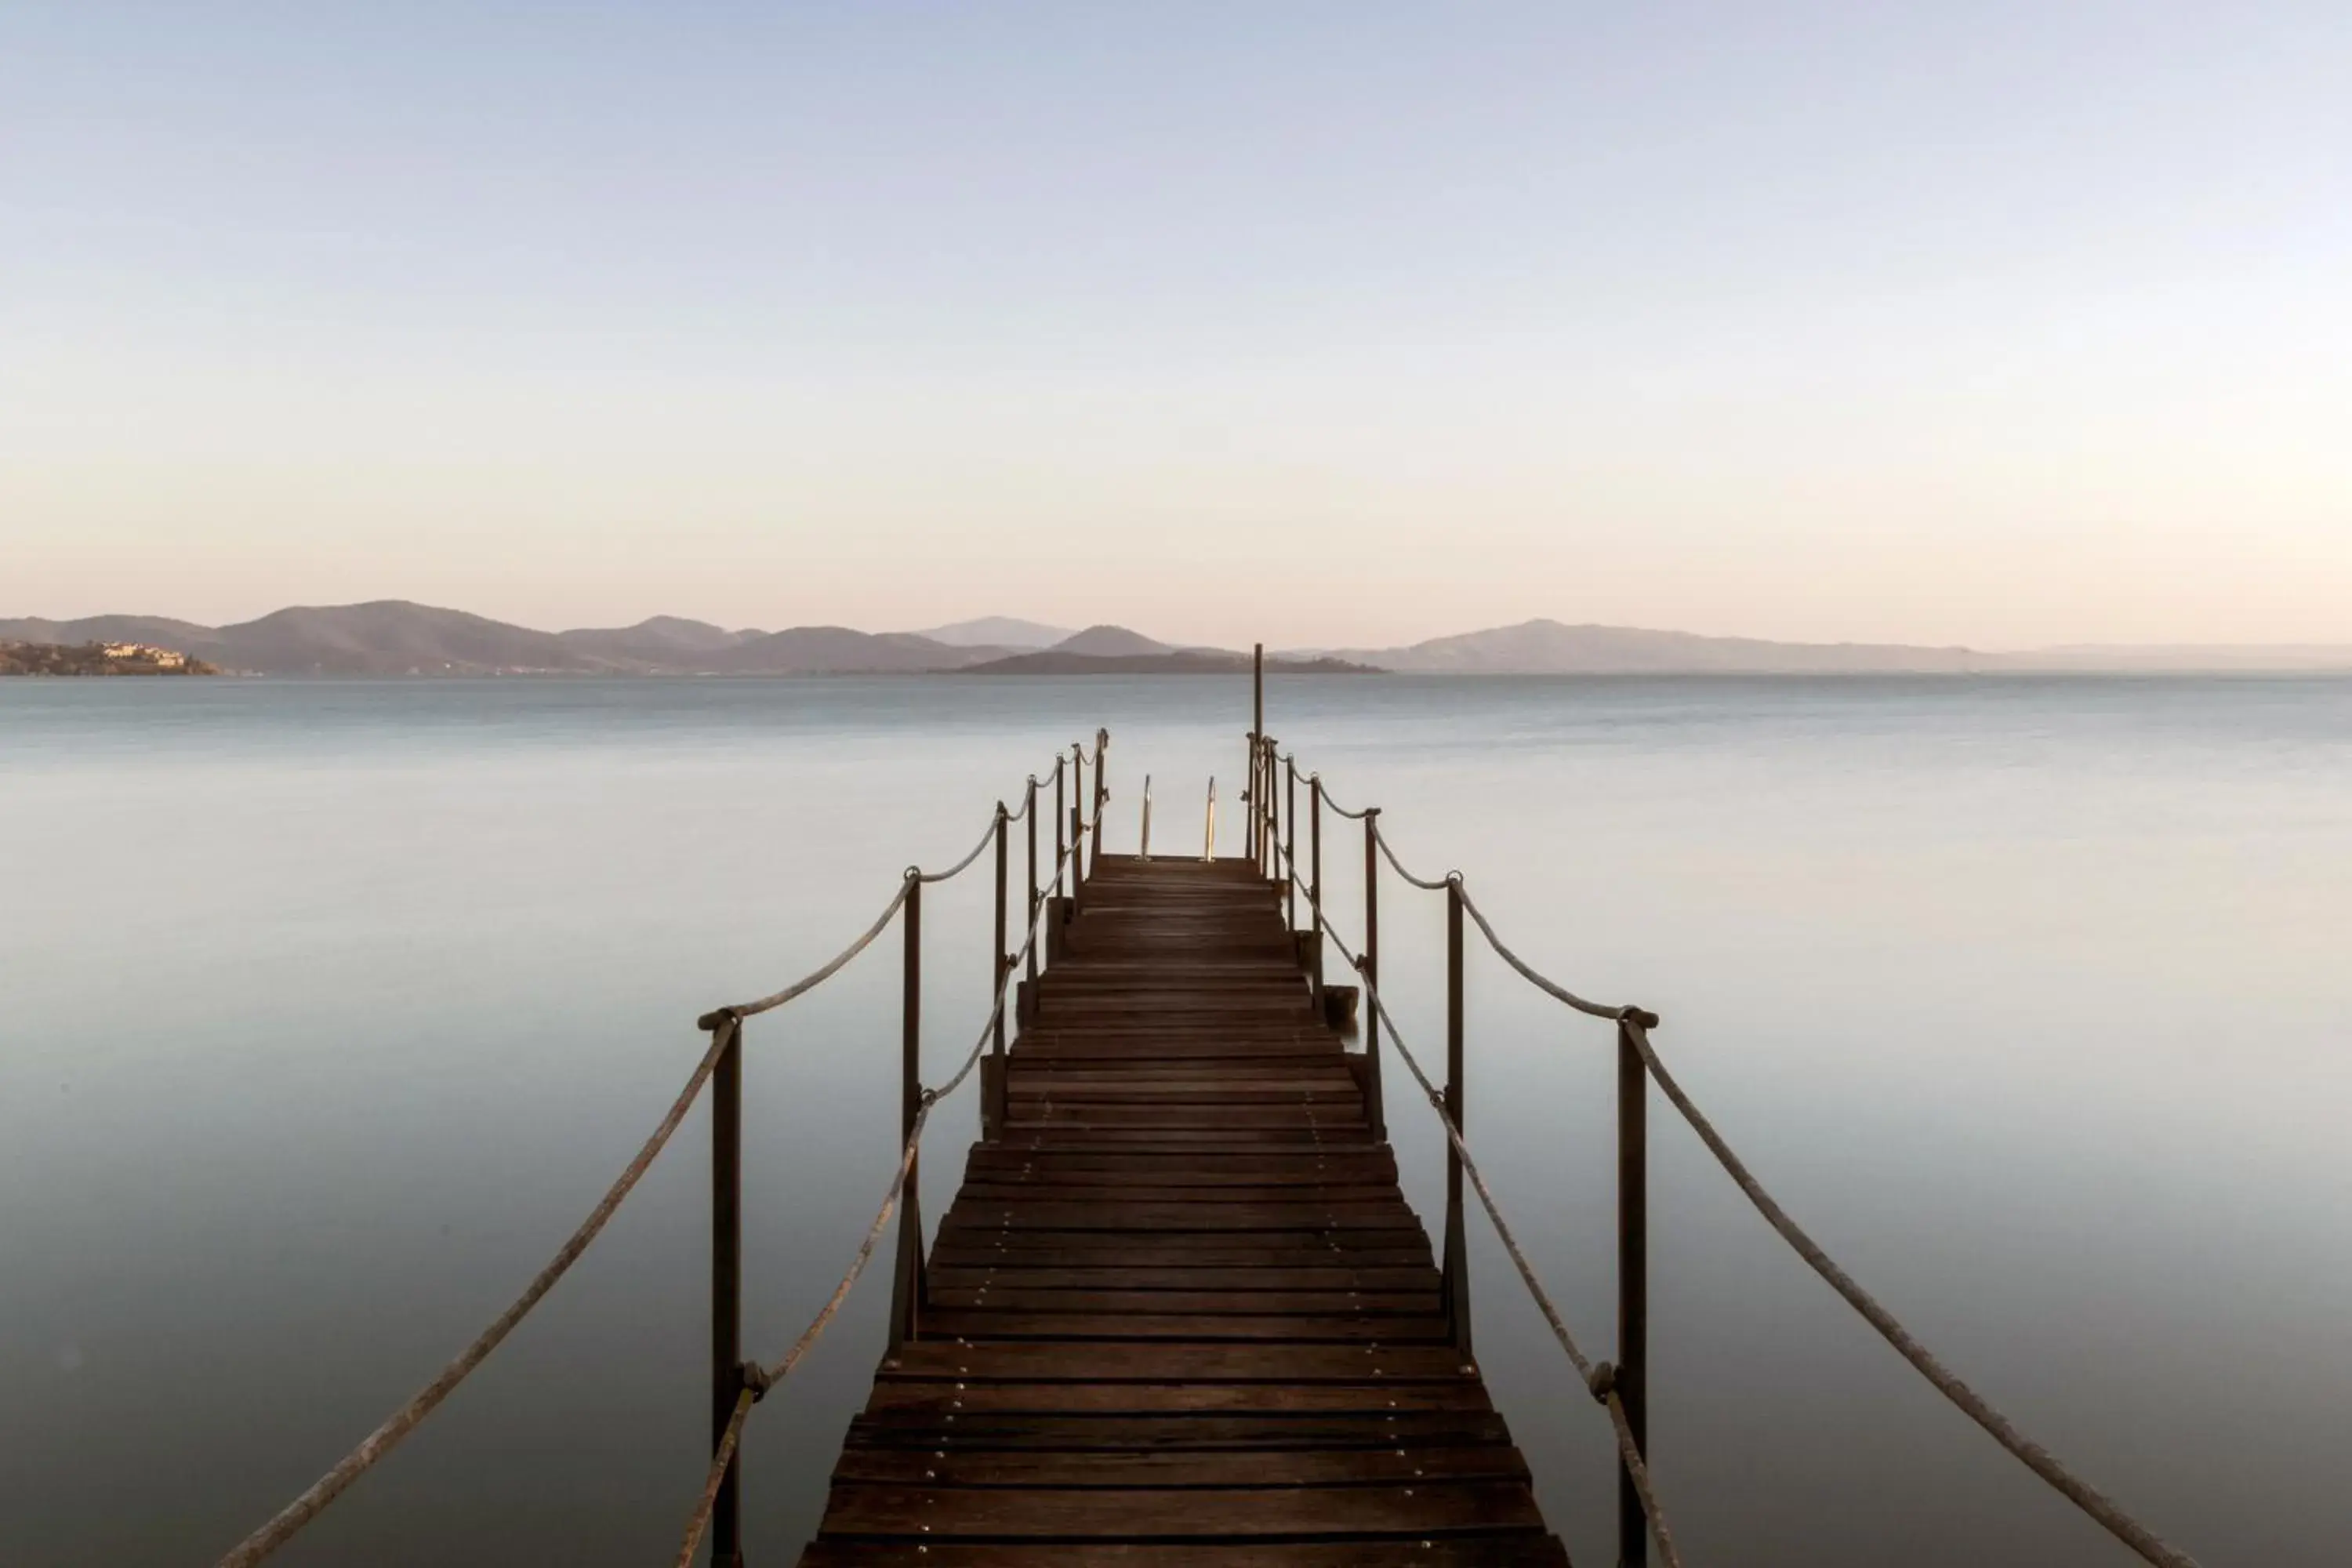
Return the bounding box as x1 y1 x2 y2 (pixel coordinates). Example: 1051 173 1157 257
4 674 2346 1566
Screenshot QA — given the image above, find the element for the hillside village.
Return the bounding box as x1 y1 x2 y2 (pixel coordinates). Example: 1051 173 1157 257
0 641 220 676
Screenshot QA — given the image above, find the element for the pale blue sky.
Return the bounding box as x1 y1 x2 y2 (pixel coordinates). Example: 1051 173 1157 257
5 3 2347 646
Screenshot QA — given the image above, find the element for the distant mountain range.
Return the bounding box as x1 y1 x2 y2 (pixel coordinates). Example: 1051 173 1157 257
913 617 1074 649
5 604 2348 677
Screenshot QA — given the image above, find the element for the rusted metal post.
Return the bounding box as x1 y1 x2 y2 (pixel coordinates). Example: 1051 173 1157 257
1069 742 1086 908
993 804 1010 1058
1091 729 1109 879
1245 738 1258 866
1307 774 1323 996
1443 878 1470 1352
709 1013 745 1566
1247 740 1258 872
1308 776 1323 929
1260 738 1276 881
1363 808 1384 1138
1285 758 1298 927
1250 648 1265 869
1025 779 1039 990
1617 1014 1652 1568
889 878 924 1348
1054 757 1067 898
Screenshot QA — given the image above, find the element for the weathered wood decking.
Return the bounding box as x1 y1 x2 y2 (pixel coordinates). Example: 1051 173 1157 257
800 854 1568 1566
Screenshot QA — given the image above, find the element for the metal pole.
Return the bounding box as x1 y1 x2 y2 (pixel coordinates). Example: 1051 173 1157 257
1251 645 1265 869
1091 729 1109 879
1261 738 1276 881
1307 773 1323 1000
1443 878 1470 1352
1617 1017 1651 1568
1308 775 1322 928
993 805 1009 1058
1363 808 1383 1139
709 1014 744 1567
1070 742 1086 907
1285 759 1298 928
1140 775 1153 858
1025 779 1039 991
1254 739 1265 877
1054 757 1067 898
889 879 924 1348
1246 739 1257 867
1253 641 1264 746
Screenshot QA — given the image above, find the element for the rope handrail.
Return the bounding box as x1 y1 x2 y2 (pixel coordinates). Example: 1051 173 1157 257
1276 749 1373 820
714 881 914 1022
1276 744 2201 1568
920 745 1075 882
1370 822 1453 891
216 750 1089 1568
673 802 1093 1566
1266 829 1682 1566
918 813 1004 884
213 1018 742 1568
1620 1018 2199 1568
1454 881 1631 1023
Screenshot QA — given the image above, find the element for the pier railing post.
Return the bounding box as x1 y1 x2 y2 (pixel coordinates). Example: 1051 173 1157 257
708 1011 746 1567
1025 779 1040 991
993 804 1010 1057
1069 742 1086 910
1091 729 1109 879
1308 775 1323 996
889 878 924 1349
1250 644 1264 869
1616 1014 1652 1568
1256 739 1267 877
1363 808 1384 1139
985 805 1010 1140
1285 759 1298 927
1054 757 1068 898
1261 738 1277 882
1443 878 1471 1352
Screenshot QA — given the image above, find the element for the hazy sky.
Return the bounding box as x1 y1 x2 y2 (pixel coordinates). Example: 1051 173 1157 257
5 3 2347 648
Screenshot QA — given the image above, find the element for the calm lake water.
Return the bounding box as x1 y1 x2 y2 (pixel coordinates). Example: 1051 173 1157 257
4 674 2347 1566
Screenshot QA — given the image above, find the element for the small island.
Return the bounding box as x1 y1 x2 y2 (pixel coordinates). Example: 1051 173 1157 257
0 641 220 677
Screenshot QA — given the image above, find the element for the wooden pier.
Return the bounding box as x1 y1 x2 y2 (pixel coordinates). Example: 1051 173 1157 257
212 688 2202 1568
799 854 1569 1565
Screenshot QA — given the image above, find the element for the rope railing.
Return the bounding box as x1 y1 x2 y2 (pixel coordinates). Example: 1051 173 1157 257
1265 737 2203 1568
212 1020 742 1568
1454 881 1627 1023
675 808 1091 1566
1266 824 1684 1567
1312 776 1375 821
215 742 1090 1568
1618 1017 2198 1568
1370 820 1453 891
916 812 1004 884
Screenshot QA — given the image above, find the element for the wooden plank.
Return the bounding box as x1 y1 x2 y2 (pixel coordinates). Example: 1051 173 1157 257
843 1411 1519 1451
927 1266 1441 1291
877 1342 1480 1381
804 1542 1569 1567
927 1288 1439 1314
827 1444 1531 1486
918 1311 1454 1342
818 1480 1548 1537
859 1377 1494 1416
